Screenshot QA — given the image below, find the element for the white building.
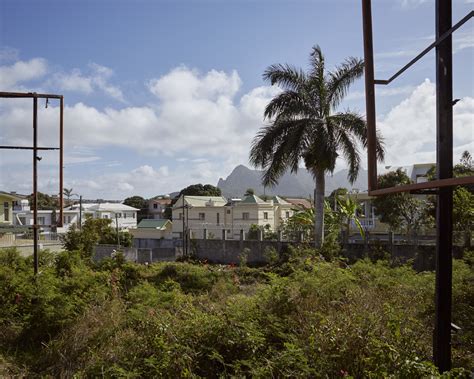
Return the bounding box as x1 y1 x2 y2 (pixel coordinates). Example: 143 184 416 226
86 202 139 230
13 200 139 233
172 194 294 240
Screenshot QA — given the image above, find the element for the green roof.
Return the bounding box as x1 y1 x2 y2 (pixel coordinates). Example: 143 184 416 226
137 219 171 229
272 195 290 205
241 194 265 204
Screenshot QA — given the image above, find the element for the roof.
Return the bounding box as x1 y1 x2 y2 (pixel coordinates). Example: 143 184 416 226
87 202 139 212
240 194 265 204
285 198 313 209
137 219 171 229
175 196 228 208
271 195 290 205
0 191 24 201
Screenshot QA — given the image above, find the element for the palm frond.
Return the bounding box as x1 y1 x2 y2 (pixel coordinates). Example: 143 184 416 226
264 91 311 120
336 127 361 184
330 112 385 162
263 64 307 91
327 57 364 110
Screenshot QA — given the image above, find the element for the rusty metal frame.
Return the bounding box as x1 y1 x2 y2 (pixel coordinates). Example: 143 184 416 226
362 0 473 372
0 91 64 275
362 4 474 196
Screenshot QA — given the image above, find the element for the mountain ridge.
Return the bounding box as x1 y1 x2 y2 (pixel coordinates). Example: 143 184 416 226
217 165 369 198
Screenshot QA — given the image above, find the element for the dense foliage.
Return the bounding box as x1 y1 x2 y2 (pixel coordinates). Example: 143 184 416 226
178 184 222 197
62 217 132 257
0 246 472 377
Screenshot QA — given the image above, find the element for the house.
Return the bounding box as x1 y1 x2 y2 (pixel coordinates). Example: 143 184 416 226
130 219 173 248
148 196 172 219
85 203 139 230
172 195 228 239
171 194 294 240
0 191 24 225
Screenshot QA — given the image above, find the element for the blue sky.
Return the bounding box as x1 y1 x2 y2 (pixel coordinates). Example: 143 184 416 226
0 0 473 199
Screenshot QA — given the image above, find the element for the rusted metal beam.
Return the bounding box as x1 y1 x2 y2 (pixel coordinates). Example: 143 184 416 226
375 11 473 85
368 176 473 196
0 146 59 150
32 96 39 275
434 0 454 372
59 96 64 227
362 0 378 192
0 91 63 99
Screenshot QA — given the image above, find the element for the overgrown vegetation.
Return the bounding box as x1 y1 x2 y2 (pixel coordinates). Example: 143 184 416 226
0 246 472 377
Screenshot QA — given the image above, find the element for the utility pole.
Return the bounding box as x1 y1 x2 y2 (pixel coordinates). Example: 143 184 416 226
434 0 453 371
79 195 82 230
115 213 120 247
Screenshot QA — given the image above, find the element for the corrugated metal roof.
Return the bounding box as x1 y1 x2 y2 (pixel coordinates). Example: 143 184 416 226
137 219 171 229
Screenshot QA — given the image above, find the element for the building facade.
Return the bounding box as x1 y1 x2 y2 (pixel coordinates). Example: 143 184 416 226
171 194 294 240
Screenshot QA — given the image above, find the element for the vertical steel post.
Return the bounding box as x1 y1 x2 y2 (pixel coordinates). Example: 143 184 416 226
79 195 82 230
434 0 453 372
33 95 39 275
362 0 378 191
59 96 64 227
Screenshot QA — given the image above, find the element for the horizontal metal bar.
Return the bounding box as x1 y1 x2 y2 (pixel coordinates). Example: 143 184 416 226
375 11 473 85
0 91 63 99
368 176 474 196
0 145 59 150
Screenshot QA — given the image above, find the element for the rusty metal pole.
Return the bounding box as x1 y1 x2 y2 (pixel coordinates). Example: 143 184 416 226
434 0 453 372
59 96 64 227
33 95 39 275
362 0 378 192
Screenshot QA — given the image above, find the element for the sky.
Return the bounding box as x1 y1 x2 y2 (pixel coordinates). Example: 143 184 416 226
0 0 473 199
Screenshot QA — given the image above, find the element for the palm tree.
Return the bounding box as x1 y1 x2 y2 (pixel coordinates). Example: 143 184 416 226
249 45 384 248
63 188 74 205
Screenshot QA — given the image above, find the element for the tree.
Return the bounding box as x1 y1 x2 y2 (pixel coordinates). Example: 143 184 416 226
63 188 74 205
244 188 255 196
178 184 222 197
123 196 147 210
28 192 58 210
327 187 348 210
249 45 384 248
123 196 149 222
372 169 429 238
336 197 365 240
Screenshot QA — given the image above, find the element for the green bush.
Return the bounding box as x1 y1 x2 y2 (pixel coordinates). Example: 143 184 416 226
0 246 472 377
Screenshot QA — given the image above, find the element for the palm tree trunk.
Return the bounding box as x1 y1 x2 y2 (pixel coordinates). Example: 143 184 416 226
314 169 325 248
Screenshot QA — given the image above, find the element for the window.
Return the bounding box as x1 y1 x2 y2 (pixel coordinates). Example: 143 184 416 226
178 213 183 220
103 215 109 219
124 213 127 219
199 213 205 221
226 209 231 214
153 203 158 209
286 211 290 218
243 212 249 220
216 213 220 224
117 213 122 218
132 213 135 218
263 212 268 220
3 202 9 222
38 217 46 225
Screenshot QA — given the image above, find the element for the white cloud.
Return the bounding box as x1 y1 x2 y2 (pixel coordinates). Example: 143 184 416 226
50 62 124 101
378 79 473 165
0 58 48 89
346 85 415 101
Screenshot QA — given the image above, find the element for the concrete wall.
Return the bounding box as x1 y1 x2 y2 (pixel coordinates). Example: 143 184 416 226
191 239 290 264
93 244 179 263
